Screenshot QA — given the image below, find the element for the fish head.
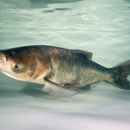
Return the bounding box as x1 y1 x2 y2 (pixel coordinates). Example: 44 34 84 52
0 47 49 81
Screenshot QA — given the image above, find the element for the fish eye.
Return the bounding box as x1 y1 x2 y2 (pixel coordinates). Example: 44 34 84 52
13 63 19 69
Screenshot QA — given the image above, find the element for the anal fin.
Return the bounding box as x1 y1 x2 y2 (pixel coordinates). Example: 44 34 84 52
80 85 91 90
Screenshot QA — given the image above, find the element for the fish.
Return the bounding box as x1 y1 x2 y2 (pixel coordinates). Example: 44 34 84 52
0 45 130 97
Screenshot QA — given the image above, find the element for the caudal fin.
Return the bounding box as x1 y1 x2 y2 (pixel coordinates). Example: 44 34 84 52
113 61 130 90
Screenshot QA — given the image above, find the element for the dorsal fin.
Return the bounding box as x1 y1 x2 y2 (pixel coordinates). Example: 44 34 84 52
72 50 93 60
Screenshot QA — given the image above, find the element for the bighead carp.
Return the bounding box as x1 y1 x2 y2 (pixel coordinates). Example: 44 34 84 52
0 45 130 97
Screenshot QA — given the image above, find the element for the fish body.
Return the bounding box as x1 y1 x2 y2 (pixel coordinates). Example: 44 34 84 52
0 45 130 97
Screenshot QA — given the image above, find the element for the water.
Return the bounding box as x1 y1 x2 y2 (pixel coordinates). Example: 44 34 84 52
0 0 130 130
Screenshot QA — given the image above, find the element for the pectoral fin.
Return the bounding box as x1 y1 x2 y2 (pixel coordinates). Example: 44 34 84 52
42 79 77 97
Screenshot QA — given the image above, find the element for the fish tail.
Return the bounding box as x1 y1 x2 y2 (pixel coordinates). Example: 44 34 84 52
113 60 130 90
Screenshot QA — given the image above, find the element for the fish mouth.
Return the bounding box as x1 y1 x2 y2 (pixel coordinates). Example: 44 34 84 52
0 53 7 66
